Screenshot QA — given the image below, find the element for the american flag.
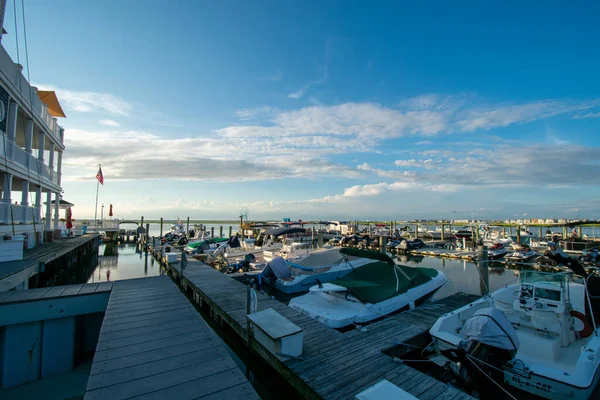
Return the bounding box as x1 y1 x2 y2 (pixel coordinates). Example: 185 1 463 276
96 167 104 185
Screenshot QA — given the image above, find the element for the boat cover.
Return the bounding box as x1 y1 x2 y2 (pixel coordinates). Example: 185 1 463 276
462 307 520 350
262 257 291 279
226 236 241 248
264 227 306 237
334 262 437 304
292 249 345 268
339 247 395 266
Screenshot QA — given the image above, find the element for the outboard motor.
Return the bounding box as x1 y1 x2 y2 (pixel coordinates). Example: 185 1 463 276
442 308 519 398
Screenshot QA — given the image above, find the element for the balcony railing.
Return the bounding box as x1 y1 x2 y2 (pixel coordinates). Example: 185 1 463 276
0 203 41 224
0 46 62 141
0 138 59 186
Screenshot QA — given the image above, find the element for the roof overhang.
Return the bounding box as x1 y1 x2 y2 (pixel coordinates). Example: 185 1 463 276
37 90 66 118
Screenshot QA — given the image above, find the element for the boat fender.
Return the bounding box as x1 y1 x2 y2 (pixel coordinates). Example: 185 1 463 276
571 310 593 338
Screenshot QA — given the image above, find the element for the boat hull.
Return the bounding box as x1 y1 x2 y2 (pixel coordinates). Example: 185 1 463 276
289 271 447 329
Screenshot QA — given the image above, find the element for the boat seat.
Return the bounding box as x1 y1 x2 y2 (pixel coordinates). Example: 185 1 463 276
533 309 562 335
494 300 515 316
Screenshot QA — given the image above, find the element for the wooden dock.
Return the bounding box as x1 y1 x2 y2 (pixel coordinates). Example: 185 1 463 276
0 234 100 291
157 249 478 399
84 275 259 400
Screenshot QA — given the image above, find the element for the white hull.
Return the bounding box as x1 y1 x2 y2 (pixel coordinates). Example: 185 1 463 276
429 279 600 400
290 271 447 328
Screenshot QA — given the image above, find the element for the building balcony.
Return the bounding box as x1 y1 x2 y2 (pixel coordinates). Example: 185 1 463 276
0 134 59 186
0 45 63 145
0 202 42 224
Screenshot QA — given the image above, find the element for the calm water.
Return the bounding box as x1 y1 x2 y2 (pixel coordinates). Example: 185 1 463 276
87 242 163 283
398 255 518 300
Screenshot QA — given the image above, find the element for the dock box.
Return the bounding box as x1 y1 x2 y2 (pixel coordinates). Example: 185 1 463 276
355 379 418 399
247 308 303 361
0 235 25 262
165 253 178 263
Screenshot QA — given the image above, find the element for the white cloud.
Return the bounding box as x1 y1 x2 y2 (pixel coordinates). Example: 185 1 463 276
99 119 120 127
394 159 435 169
219 96 600 141
574 111 600 119
37 84 133 116
263 69 283 82
288 37 333 99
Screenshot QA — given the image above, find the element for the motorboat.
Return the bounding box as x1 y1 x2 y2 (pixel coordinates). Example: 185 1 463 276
487 243 509 260
506 244 538 263
257 247 377 294
289 250 447 329
396 238 426 251
454 226 474 239
428 267 600 399
184 237 229 255
580 248 600 267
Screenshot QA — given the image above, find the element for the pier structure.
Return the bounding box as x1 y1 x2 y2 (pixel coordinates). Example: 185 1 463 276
148 240 477 399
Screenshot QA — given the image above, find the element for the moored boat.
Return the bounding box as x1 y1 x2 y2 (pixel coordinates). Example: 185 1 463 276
506 244 538 263
289 250 447 329
428 266 600 399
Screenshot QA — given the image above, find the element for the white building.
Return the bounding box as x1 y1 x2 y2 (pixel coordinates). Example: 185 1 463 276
0 4 66 248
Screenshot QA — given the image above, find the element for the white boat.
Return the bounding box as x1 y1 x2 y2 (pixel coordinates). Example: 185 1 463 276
258 248 376 294
289 251 447 329
506 244 538 262
429 269 600 399
487 243 509 260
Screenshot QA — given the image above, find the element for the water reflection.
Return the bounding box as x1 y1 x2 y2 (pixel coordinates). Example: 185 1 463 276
87 243 162 283
397 255 519 300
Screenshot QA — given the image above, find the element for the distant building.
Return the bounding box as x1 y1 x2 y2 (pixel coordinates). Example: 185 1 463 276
0 6 66 247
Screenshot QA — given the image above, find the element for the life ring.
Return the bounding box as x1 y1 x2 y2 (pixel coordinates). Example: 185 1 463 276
571 310 593 338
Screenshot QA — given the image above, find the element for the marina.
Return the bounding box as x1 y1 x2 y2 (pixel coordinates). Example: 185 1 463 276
0 1 599 399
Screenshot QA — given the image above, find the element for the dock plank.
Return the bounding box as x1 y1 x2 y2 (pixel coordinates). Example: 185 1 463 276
152 245 476 400
84 276 258 400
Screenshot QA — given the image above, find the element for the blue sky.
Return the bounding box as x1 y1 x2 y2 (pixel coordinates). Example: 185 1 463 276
5 1 600 220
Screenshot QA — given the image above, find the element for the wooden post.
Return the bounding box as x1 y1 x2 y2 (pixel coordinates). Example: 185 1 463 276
516 225 521 244
211 227 215 238
317 232 323 248
475 226 480 243
145 223 150 245
229 226 232 238
240 215 244 241
160 217 163 237
312 227 315 246
578 226 583 238
140 216 144 228
502 227 506 238
562 226 567 239
415 224 419 239
538 227 543 239
441 223 445 241
186 217 190 235
246 285 251 341
477 245 489 296
389 221 393 234
220 225 223 238
380 236 387 254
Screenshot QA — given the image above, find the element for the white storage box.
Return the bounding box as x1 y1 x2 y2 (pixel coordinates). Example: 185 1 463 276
165 253 178 263
247 308 303 361
0 235 25 262
355 379 418 399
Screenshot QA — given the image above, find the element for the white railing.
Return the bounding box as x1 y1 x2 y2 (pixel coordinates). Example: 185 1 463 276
0 46 62 140
0 203 41 224
0 138 59 185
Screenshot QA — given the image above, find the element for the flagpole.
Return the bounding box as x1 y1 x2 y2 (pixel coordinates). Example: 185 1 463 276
94 163 100 232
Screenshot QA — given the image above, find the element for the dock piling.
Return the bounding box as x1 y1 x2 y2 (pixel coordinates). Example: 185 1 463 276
186 217 190 234
516 225 521 244
441 223 445 241
477 245 489 296
380 236 387 254
160 217 163 237
220 225 223 238
211 227 215 238
415 224 419 239
229 226 232 238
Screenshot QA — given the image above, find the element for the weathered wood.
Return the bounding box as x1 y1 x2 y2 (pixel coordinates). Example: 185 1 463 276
84 275 257 400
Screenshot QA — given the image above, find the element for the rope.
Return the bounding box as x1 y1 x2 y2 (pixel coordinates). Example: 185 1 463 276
465 355 518 400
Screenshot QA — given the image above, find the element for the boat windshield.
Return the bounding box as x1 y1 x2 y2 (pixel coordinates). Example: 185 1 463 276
519 270 570 285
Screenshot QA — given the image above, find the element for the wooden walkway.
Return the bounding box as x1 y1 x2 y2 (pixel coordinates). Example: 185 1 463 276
23 234 99 264
84 275 259 400
0 281 113 304
0 234 99 290
162 253 478 399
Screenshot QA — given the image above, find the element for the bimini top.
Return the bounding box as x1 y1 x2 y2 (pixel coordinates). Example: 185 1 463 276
333 262 437 304
264 227 306 237
340 247 395 266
